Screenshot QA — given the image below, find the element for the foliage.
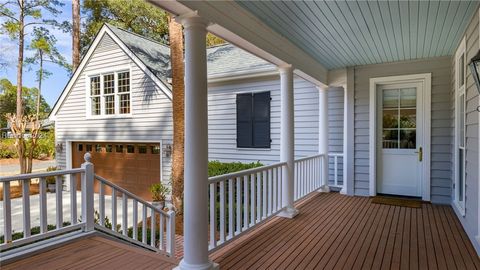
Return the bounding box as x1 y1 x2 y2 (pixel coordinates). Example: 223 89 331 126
81 0 169 53
0 78 50 128
0 139 17 158
150 182 170 202
45 166 58 185
208 160 264 177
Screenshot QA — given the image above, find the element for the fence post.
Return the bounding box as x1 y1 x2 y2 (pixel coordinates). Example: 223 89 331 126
81 152 95 231
166 206 176 257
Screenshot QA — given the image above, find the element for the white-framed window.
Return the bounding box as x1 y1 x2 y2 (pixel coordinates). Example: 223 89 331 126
454 37 466 215
87 69 131 117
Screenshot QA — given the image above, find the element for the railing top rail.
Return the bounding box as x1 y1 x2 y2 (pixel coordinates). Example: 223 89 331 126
0 168 85 182
94 174 171 217
328 152 344 157
208 161 287 183
294 153 325 163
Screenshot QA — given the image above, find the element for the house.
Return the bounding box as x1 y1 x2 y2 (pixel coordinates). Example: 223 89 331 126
49 24 346 199
2 1 480 269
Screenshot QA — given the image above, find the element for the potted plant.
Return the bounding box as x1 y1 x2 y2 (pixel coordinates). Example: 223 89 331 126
150 182 169 210
45 166 59 192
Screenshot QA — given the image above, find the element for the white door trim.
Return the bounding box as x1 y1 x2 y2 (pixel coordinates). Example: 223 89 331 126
369 73 432 201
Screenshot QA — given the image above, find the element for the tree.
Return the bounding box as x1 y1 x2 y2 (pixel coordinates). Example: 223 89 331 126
168 16 185 219
72 0 80 70
0 0 66 173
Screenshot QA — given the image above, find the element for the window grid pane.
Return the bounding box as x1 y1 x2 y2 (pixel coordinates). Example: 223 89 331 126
105 95 115 115
103 74 115 94
91 97 101 115
119 94 130 114
382 88 416 149
118 72 130 93
90 76 100 96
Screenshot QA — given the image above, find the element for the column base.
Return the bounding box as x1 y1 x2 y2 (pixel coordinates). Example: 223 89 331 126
174 260 219 270
277 206 299 219
339 187 347 195
317 185 330 193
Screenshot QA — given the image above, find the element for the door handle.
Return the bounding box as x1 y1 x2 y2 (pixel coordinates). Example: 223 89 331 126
414 147 423 162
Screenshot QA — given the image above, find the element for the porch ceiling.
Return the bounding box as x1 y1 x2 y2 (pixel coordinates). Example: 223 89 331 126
236 0 479 69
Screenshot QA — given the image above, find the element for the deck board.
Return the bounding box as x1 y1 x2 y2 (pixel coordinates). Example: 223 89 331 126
1 235 177 270
211 193 480 270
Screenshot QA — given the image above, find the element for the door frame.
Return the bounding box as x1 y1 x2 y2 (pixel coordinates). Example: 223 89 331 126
369 73 432 201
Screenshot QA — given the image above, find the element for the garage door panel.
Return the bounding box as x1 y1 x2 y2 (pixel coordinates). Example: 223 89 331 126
72 142 161 200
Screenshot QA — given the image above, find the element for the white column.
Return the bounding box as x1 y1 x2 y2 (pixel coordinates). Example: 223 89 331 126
277 65 298 219
175 14 218 270
318 85 330 192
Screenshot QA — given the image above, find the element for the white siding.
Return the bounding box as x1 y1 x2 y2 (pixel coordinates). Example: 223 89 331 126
353 56 453 203
207 76 328 165
55 34 173 182
451 11 480 253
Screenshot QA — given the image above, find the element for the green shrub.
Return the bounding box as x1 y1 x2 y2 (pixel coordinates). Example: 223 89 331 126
0 138 17 158
150 182 170 201
208 160 263 177
45 166 59 185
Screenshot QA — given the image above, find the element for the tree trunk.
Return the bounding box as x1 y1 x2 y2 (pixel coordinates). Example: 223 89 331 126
168 16 185 223
16 0 26 174
72 0 80 70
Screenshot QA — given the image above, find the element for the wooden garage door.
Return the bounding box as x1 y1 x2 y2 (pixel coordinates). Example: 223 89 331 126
72 142 161 200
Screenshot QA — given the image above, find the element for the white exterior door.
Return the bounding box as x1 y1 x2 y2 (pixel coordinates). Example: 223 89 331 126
376 82 424 197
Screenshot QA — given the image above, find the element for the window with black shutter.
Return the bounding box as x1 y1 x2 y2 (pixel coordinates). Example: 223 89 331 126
236 92 271 148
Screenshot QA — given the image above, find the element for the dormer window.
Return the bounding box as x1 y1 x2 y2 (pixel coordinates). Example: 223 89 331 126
88 70 131 117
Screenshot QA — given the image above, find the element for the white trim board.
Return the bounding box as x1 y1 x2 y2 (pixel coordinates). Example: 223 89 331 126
368 73 432 201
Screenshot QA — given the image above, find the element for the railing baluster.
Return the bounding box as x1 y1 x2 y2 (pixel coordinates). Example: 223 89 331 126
209 183 216 248
112 189 117 232
22 179 31 238
3 182 12 243
219 180 226 243
142 205 147 244
55 175 63 229
166 210 175 257
272 168 277 211
150 208 155 247
256 172 261 222
262 170 267 219
70 174 77 224
160 212 164 250
133 199 138 241
250 173 255 226
278 166 283 209
236 177 241 234
99 182 105 226
228 178 234 239
334 155 338 187
243 175 249 229
122 193 128 236
39 177 48 233
268 169 273 215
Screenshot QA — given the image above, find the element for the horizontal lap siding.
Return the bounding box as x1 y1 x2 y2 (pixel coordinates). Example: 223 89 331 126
55 34 173 182
354 57 453 202
452 11 480 253
208 77 322 165
328 87 344 186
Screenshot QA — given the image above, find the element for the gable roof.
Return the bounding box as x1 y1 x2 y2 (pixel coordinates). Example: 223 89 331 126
50 24 278 119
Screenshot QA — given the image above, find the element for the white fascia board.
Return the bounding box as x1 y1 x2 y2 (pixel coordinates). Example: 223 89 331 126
49 25 172 120
148 0 328 86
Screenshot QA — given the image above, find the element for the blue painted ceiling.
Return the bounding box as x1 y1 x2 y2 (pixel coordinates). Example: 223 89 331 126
236 0 479 70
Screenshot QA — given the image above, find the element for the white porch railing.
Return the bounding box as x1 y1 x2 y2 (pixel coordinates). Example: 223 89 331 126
294 154 324 201
207 161 286 251
0 168 85 252
0 153 175 258
328 153 344 188
94 175 175 256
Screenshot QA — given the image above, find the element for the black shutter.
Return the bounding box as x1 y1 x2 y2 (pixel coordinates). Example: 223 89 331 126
236 93 253 148
253 92 271 148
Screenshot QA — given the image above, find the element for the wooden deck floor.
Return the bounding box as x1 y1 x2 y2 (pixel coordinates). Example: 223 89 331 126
1 235 177 270
211 192 480 270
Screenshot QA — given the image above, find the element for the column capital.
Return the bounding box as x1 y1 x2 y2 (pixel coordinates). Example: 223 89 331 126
316 84 329 92
175 11 210 29
278 64 293 74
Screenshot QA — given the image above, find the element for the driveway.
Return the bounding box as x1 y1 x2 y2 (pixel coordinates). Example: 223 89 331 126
0 159 56 176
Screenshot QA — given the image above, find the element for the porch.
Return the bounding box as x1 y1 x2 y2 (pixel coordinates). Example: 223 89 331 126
2 192 479 270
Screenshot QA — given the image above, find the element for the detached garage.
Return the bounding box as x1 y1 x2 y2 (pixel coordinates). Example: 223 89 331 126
72 142 162 200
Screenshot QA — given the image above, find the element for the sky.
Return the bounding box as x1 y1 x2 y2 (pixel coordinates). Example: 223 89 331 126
0 1 74 107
